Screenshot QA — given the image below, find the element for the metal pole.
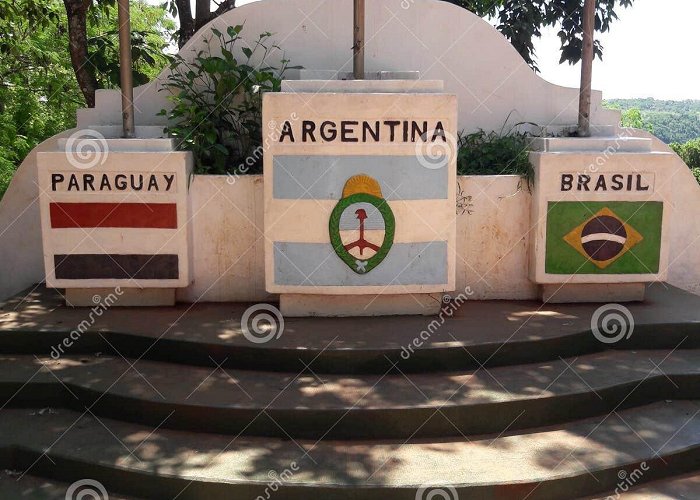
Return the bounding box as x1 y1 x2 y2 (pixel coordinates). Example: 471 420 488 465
353 0 365 79
578 0 595 137
117 0 135 138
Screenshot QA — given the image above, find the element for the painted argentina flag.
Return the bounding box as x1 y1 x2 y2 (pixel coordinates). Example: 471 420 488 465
263 91 457 295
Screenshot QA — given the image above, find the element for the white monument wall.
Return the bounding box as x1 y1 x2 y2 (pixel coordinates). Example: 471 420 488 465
77 0 619 134
0 0 699 303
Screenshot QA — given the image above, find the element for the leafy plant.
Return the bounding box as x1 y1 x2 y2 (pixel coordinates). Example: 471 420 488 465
457 127 534 182
444 0 634 72
0 0 173 200
604 98 700 144
89 29 172 88
159 26 297 175
670 139 700 184
620 108 654 133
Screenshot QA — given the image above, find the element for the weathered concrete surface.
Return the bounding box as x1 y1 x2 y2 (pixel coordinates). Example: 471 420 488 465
0 349 698 439
66 288 176 307
456 175 536 300
541 283 646 303
177 175 269 303
0 131 73 303
280 293 443 317
627 129 700 297
3 283 699 351
1 285 699 498
0 402 698 499
588 472 700 499
0 472 136 500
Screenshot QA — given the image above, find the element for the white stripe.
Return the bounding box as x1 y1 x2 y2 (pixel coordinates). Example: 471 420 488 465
581 233 626 245
268 199 453 243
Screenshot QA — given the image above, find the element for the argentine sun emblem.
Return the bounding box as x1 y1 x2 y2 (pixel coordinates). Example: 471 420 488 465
329 174 395 274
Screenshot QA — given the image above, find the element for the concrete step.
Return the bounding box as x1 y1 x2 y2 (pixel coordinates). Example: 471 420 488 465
0 471 137 500
1 401 699 500
583 471 700 498
598 471 700 498
530 136 654 153
1 350 699 440
1 285 700 374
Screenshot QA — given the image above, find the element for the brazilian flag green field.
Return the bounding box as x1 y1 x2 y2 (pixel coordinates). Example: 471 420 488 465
545 201 663 275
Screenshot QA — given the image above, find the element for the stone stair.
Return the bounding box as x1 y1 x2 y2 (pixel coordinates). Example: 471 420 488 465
0 285 699 499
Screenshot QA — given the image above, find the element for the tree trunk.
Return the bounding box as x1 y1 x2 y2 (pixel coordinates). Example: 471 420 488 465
63 0 97 108
177 0 237 47
194 0 211 32
176 0 195 48
214 1 237 19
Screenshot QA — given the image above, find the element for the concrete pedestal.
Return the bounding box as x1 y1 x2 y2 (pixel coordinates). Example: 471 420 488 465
65 288 176 307
280 293 443 317
540 283 646 304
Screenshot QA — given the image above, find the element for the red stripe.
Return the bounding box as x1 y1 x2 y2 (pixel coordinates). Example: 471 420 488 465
50 202 177 229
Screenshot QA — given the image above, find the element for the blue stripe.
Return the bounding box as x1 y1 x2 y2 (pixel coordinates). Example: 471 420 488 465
273 242 448 286
273 155 448 200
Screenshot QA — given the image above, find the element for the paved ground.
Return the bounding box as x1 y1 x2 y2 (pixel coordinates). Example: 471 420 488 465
1 284 699 350
0 472 136 499
1 401 699 488
0 284 699 498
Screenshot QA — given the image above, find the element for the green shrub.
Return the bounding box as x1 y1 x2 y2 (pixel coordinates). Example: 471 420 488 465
0 155 15 200
457 129 533 181
670 139 700 169
159 26 297 175
670 139 700 185
692 168 700 184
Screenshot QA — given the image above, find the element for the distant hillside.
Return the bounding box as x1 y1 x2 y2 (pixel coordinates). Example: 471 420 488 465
604 98 700 144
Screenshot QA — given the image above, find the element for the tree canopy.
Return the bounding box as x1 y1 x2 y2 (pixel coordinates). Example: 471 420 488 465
605 98 700 144
0 0 174 197
445 0 634 71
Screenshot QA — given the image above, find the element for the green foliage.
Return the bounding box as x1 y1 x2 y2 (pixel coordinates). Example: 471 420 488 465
0 156 14 199
605 98 700 144
0 1 80 199
160 26 297 175
671 139 700 170
618 108 654 133
444 0 633 71
693 167 700 184
0 0 173 200
87 2 175 88
457 129 533 180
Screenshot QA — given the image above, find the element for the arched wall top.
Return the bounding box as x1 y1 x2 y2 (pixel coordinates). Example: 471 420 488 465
78 0 619 134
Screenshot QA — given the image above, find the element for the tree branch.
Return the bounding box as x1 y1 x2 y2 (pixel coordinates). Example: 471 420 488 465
63 0 97 107
214 0 236 17
176 0 195 47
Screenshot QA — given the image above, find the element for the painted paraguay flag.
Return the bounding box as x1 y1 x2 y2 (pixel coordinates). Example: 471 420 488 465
37 150 191 288
49 202 180 280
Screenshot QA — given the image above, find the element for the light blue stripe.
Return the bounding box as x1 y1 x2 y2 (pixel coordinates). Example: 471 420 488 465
273 242 448 286
273 155 448 200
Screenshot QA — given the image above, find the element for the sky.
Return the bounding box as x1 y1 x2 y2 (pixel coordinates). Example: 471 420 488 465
534 0 700 100
152 0 700 100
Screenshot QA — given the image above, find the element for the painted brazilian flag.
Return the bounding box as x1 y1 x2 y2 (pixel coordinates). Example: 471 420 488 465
545 201 663 275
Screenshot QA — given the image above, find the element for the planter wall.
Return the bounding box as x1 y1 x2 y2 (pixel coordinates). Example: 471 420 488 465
176 174 536 303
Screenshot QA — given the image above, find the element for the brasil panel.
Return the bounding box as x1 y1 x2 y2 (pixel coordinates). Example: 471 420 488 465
545 201 663 275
